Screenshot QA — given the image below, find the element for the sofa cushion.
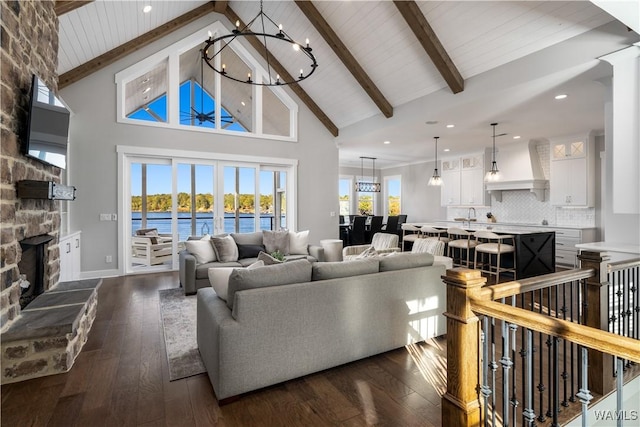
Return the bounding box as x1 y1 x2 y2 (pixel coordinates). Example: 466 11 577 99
378 252 434 272
211 235 239 262
257 251 283 265
226 259 312 310
262 230 290 255
311 258 379 281
209 260 264 302
288 230 309 255
231 231 263 246
196 261 243 279
237 244 266 259
185 235 216 264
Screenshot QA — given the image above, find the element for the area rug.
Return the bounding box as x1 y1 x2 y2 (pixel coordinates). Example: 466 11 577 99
159 288 206 381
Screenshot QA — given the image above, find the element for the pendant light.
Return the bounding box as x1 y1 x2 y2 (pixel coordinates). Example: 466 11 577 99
485 123 501 182
428 137 442 186
355 157 381 192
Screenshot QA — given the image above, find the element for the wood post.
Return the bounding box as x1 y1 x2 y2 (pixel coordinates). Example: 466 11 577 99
442 268 487 427
578 250 615 396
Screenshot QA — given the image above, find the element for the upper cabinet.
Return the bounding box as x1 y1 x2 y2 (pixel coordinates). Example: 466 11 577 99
550 132 595 207
441 154 488 207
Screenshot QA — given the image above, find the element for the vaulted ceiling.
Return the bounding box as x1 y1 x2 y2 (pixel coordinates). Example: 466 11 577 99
56 1 639 168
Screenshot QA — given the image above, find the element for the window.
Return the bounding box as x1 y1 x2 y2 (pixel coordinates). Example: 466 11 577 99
385 176 401 216
115 23 298 140
338 177 352 215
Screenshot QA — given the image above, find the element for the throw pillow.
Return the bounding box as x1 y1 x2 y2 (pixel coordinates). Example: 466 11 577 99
288 230 310 255
262 230 290 255
226 259 313 310
237 244 266 259
208 261 264 302
211 235 239 262
185 236 217 264
257 251 283 265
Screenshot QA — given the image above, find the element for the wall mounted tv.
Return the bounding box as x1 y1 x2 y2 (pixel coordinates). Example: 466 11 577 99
22 75 71 169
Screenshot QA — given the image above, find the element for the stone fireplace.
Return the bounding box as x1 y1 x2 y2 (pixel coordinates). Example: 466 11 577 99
17 234 55 309
1 1 61 331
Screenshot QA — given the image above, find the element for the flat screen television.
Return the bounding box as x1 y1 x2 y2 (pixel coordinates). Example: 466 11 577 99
23 75 71 169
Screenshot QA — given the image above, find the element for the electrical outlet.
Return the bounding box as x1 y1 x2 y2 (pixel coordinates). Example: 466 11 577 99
105 255 112 263
99 213 110 221
111 213 118 221
330 211 336 217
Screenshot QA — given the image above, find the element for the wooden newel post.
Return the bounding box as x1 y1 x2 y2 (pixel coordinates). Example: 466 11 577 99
578 250 614 396
442 268 487 427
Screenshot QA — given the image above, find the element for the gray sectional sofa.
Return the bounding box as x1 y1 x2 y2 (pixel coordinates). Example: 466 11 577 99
196 252 447 402
179 231 324 295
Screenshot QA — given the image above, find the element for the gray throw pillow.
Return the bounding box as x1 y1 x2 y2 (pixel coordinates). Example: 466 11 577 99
378 252 434 272
226 259 312 310
257 251 283 265
211 235 239 262
262 230 290 255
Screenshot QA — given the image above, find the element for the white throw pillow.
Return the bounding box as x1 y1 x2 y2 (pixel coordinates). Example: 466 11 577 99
208 260 264 302
185 236 216 264
288 230 309 255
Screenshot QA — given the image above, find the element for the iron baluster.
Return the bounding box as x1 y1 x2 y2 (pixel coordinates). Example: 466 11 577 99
522 329 536 427
575 347 592 427
491 315 498 427
537 288 546 422
481 317 492 427
551 337 559 427
500 317 513 427
569 280 577 403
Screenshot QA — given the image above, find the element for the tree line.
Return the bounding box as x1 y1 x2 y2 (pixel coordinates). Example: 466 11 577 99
131 193 282 213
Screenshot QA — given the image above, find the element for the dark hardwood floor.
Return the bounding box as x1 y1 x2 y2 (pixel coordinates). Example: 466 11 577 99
1 272 448 426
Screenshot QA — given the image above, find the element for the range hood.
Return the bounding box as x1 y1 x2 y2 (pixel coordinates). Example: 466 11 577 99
485 139 548 201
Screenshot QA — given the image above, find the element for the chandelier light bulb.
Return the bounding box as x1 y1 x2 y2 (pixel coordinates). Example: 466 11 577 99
293 44 300 51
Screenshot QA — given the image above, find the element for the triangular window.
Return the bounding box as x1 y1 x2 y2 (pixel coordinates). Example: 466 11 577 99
116 23 298 141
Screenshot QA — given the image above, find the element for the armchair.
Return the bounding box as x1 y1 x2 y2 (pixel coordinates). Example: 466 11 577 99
342 232 400 260
131 228 173 266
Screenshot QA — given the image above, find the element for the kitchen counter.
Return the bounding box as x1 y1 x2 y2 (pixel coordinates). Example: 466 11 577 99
406 222 556 279
416 220 595 231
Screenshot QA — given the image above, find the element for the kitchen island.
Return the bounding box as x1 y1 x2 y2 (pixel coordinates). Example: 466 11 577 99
407 222 556 280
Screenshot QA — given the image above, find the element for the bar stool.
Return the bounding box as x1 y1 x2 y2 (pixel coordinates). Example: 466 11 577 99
447 227 478 268
473 231 516 284
420 226 450 243
401 224 422 251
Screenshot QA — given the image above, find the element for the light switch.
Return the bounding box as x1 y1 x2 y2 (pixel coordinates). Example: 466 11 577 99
99 213 110 221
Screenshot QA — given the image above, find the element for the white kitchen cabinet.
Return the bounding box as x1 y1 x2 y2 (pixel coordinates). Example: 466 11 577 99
550 133 595 207
59 231 81 282
441 154 487 206
549 227 596 267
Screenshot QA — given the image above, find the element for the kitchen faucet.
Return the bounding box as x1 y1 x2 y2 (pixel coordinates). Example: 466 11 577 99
467 207 476 228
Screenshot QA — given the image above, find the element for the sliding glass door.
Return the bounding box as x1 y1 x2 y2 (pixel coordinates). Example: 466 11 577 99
122 150 295 275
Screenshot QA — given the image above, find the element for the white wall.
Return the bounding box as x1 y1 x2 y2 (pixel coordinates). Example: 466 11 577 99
60 14 338 275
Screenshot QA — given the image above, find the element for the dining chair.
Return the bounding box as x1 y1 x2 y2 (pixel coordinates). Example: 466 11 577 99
383 216 400 235
348 216 367 246
473 231 516 284
366 215 384 243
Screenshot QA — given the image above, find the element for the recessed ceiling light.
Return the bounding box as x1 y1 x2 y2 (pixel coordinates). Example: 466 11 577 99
446 124 455 128
383 140 391 145
241 101 246 106
513 135 521 140
142 87 151 94
444 148 450 152
425 120 438 125
555 94 568 100
143 5 152 13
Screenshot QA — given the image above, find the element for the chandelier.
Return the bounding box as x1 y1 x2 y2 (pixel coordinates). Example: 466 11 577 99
485 123 502 182
427 136 442 186
355 157 381 192
202 0 318 86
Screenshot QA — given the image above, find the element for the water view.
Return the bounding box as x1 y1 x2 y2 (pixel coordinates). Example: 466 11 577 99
132 212 285 241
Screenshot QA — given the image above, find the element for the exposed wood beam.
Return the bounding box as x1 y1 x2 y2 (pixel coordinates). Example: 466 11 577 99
58 2 217 89
213 0 227 13
223 7 339 137
295 0 393 119
55 1 93 16
393 0 464 94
